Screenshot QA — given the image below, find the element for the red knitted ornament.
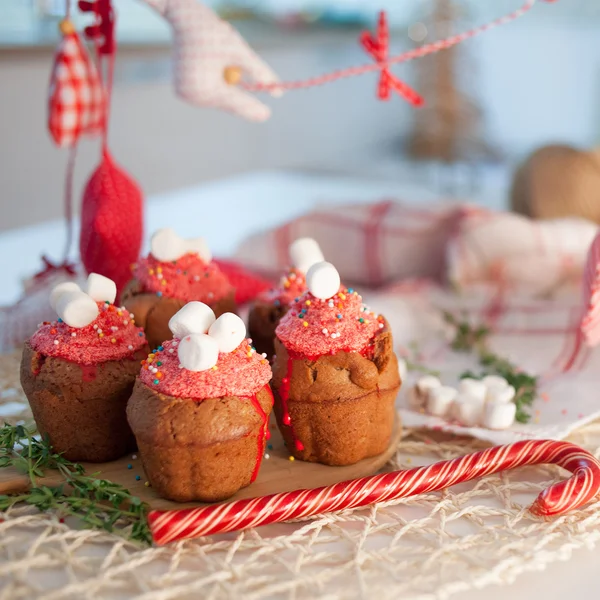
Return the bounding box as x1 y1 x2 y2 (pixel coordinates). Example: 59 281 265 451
79 150 143 293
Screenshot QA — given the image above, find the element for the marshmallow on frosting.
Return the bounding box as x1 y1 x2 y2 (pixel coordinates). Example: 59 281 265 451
169 302 247 372
49 275 121 328
86 273 117 304
306 261 341 300
208 313 246 353
289 237 325 274
150 228 212 263
168 301 216 339
177 333 220 372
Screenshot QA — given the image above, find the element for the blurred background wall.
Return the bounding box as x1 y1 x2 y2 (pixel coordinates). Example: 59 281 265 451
0 0 599 231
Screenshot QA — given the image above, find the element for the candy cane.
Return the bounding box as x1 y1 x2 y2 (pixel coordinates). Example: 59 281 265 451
149 439 600 545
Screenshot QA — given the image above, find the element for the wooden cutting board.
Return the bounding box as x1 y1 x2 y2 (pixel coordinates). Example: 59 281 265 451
0 416 402 510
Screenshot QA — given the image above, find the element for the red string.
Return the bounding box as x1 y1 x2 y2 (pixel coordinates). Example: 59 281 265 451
78 0 116 150
360 11 423 105
242 0 540 94
62 143 78 262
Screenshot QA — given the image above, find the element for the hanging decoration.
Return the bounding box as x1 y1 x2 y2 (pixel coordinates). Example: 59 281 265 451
47 19 105 148
77 0 144 294
141 0 281 122
360 11 423 105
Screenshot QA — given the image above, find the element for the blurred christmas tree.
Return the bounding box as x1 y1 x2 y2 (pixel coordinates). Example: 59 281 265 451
406 0 498 170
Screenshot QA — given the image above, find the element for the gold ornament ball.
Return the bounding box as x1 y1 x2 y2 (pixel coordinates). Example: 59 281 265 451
59 19 75 36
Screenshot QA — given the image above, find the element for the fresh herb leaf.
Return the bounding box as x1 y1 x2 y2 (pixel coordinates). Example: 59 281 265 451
0 423 151 545
447 314 537 423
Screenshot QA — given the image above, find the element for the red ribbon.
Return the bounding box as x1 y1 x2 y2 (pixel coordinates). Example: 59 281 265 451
360 12 424 106
79 0 115 55
33 256 77 282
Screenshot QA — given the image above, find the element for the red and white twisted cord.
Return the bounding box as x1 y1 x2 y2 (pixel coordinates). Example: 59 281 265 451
149 439 600 545
242 0 541 94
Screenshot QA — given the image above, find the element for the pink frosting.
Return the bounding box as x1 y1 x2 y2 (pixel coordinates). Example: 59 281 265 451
275 287 383 356
139 338 272 399
132 253 234 304
29 302 147 365
258 268 307 306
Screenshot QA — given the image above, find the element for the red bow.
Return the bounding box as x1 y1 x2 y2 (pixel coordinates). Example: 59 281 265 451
33 256 77 282
360 12 423 106
79 0 115 55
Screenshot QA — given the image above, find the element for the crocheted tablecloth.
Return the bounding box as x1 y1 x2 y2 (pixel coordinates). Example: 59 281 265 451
1 350 600 600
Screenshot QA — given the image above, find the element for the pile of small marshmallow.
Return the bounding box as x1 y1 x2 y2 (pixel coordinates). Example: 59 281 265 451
169 302 249 372
409 375 518 430
50 273 118 328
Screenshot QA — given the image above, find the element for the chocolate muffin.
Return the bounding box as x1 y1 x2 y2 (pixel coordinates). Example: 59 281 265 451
271 263 402 466
20 276 148 462
127 305 273 503
248 268 306 359
122 230 236 350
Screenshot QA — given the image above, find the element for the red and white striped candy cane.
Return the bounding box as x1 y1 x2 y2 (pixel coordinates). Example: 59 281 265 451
149 439 600 545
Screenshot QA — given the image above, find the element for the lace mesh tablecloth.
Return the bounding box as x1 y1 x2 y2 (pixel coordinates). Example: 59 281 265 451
1 351 600 600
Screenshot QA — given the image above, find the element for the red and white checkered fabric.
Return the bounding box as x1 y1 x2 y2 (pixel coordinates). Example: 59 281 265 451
447 210 598 296
141 0 278 122
235 200 597 295
580 228 600 346
236 200 463 287
48 31 105 148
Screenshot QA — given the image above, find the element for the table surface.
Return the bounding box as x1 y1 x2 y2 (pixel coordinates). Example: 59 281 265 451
1 169 597 599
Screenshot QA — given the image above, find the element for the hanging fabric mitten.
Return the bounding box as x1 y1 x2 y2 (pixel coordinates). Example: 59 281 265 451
140 0 279 121
48 19 105 148
80 150 143 294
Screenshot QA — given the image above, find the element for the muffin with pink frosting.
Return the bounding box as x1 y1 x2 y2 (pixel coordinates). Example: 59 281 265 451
20 274 148 462
127 302 273 502
122 228 235 350
248 238 324 359
271 262 401 466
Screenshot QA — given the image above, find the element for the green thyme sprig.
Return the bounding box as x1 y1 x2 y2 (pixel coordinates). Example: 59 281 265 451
0 424 151 545
443 312 537 424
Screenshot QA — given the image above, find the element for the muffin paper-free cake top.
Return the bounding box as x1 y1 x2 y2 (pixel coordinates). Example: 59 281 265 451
276 286 384 357
139 337 272 399
132 253 234 304
30 301 147 365
257 268 307 306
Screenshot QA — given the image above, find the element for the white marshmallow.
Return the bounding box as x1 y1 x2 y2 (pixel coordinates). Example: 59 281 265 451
151 228 212 263
486 385 516 404
55 291 99 328
184 237 212 263
208 313 246 353
151 228 186 262
407 375 441 410
289 237 325 273
50 282 81 311
397 358 408 382
458 378 488 402
483 402 516 430
306 261 341 300
177 333 219 372
86 273 117 304
426 386 457 418
169 302 216 338
453 392 485 427
482 375 509 391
